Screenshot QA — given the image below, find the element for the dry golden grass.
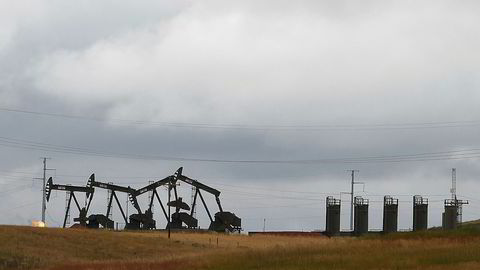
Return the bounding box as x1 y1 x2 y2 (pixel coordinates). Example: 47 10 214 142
1 225 480 270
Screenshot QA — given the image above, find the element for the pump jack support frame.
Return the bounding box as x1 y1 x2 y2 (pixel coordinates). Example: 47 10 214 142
45 177 94 228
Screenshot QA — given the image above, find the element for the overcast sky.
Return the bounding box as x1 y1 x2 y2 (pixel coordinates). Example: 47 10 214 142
1 0 480 232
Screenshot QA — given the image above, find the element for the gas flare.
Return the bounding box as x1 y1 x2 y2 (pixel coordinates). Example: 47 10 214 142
32 221 46 227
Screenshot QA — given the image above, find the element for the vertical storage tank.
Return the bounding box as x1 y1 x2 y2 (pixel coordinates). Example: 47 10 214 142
383 196 398 233
442 199 458 230
354 196 369 235
442 198 468 230
413 195 428 231
325 196 341 236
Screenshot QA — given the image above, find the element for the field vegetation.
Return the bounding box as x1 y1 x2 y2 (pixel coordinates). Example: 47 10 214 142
2 223 480 270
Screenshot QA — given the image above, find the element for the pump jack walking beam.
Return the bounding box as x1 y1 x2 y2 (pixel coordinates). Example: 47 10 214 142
174 167 223 214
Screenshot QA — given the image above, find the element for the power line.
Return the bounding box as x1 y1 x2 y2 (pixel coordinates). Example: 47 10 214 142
0 200 38 214
0 184 32 196
243 215 324 220
1 106 480 131
0 168 458 201
208 181 331 195
237 202 320 210
1 135 480 164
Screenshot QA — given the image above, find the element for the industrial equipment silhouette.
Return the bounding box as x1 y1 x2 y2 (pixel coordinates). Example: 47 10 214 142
46 167 241 232
45 167 468 235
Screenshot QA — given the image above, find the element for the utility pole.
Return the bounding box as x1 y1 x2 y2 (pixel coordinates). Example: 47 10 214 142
168 179 171 239
348 170 361 231
42 158 47 223
38 157 53 224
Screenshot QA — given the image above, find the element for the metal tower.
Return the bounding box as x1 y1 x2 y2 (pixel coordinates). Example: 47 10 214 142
451 168 456 200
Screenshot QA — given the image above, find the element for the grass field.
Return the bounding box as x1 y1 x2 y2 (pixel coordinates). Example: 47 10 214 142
2 224 480 270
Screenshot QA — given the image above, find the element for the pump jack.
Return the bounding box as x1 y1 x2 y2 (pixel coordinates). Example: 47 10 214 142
128 168 202 230
45 177 94 228
174 167 241 232
128 174 176 229
86 174 136 229
129 167 241 232
45 167 241 232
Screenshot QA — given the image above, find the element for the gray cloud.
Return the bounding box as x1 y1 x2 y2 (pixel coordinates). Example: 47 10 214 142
1 0 480 231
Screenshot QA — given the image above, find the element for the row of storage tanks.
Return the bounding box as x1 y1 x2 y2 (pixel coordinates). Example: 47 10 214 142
325 195 466 235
